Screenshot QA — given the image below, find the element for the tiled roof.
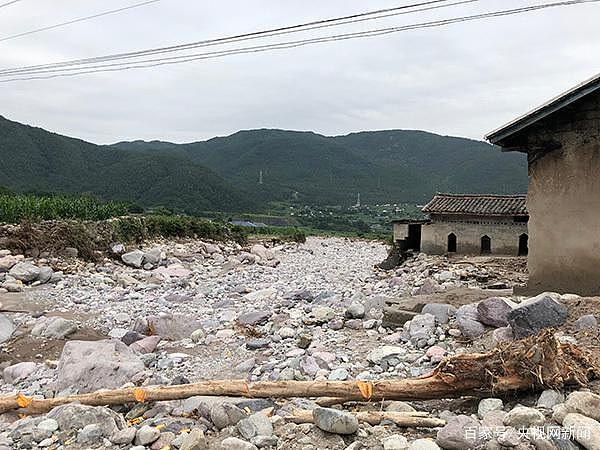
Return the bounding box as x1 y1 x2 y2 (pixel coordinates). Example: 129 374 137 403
422 194 527 216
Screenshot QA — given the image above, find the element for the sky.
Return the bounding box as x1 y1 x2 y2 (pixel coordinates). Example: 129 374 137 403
0 0 598 144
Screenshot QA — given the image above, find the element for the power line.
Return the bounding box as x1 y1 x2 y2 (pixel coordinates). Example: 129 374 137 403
0 0 22 9
0 0 161 43
0 0 467 73
0 0 597 82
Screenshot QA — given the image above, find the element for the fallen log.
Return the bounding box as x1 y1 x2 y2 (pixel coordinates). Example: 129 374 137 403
289 409 446 428
1 330 597 415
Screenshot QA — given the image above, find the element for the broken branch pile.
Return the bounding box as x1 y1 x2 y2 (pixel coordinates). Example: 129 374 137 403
1 330 597 415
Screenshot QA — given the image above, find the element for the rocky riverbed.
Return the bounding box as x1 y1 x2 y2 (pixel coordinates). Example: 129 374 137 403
0 236 598 449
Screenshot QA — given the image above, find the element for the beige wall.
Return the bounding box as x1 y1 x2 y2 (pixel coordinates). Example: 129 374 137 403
527 143 600 295
500 90 600 295
421 216 527 255
393 223 409 242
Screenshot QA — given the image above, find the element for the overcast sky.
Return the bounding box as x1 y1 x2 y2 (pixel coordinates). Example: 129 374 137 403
0 0 598 144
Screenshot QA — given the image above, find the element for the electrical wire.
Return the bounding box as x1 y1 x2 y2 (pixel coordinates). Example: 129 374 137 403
0 0 468 73
0 0 22 9
0 0 162 43
1 0 597 82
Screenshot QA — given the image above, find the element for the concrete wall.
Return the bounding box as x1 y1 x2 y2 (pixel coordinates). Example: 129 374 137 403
421 215 528 255
503 91 600 295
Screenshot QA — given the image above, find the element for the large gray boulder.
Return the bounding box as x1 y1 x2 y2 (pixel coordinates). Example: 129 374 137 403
55 340 144 393
0 314 15 344
421 303 456 324
121 250 145 268
9 262 40 282
477 297 514 327
455 304 485 339
47 404 126 437
436 415 484 449
563 413 600 450
507 294 568 339
313 407 358 435
31 316 77 339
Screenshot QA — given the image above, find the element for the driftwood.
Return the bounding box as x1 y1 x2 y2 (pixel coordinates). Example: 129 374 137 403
1 330 597 415
289 409 446 428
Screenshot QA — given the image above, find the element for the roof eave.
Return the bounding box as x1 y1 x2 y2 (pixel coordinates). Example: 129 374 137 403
485 73 600 146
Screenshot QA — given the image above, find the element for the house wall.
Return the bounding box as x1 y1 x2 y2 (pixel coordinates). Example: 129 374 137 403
393 223 409 242
420 214 528 255
503 90 600 295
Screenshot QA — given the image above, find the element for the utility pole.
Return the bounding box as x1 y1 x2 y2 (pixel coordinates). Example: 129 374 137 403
259 170 263 185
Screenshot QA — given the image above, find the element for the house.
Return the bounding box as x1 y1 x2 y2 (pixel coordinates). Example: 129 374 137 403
393 193 528 256
486 73 600 295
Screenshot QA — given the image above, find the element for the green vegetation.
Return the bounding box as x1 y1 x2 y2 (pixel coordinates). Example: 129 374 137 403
1 115 527 215
0 192 129 223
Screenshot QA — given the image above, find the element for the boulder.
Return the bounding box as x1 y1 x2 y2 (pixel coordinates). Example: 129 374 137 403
237 412 273 439
3 362 37 383
47 404 126 437
564 391 600 422
0 255 18 272
507 294 568 339
121 250 145 268
455 304 485 339
408 313 436 340
55 340 144 393
237 310 272 326
382 434 409 450
421 303 456 324
368 346 405 364
9 262 40 282
31 316 77 339
537 390 565 409
477 398 503 418
563 413 600 450
345 301 366 319
132 313 202 340
503 406 545 428
477 297 514 327
220 437 258 450
0 314 15 344
436 415 484 449
575 314 598 331
312 407 359 435
250 244 274 261
180 428 207 450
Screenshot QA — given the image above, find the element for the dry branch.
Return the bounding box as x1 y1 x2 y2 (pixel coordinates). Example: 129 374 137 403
1 330 597 415
288 409 446 428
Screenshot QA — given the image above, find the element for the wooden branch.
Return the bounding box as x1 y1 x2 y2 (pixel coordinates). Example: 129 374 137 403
289 409 446 428
1 330 597 415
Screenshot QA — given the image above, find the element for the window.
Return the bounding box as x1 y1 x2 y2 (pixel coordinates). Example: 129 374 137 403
447 233 457 253
481 235 491 254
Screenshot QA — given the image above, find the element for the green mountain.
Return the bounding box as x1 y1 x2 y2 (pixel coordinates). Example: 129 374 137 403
0 115 527 212
115 128 527 205
0 115 254 213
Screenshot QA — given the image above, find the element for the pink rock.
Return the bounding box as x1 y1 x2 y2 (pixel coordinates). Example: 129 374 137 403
130 335 161 354
383 332 404 343
426 345 447 363
152 265 191 278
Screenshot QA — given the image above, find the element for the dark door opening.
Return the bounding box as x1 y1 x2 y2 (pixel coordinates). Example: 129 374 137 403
407 224 422 252
481 235 491 254
447 233 457 253
518 233 528 256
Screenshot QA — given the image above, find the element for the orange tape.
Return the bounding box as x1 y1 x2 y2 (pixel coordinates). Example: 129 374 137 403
356 381 373 400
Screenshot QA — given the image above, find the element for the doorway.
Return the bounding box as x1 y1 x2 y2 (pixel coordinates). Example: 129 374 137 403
518 234 528 256
481 235 491 254
407 224 422 252
447 233 457 253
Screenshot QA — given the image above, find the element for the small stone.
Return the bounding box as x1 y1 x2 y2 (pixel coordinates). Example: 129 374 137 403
313 407 359 435
497 427 522 447
37 419 59 433
9 262 40 282
180 428 207 450
478 398 503 418
455 304 486 339
135 425 160 445
537 390 565 409
77 424 104 446
436 415 484 449
329 368 349 381
121 250 145 268
110 428 136 445
408 313 436 339
382 434 409 450
246 338 270 350
408 439 441 450
564 391 600 421
421 303 456 324
386 401 416 413
220 437 258 450
563 413 600 450
345 301 366 319
575 314 598 331
368 346 405 365
237 310 272 326
237 412 273 439
191 328 205 343
503 406 545 428
278 326 296 338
